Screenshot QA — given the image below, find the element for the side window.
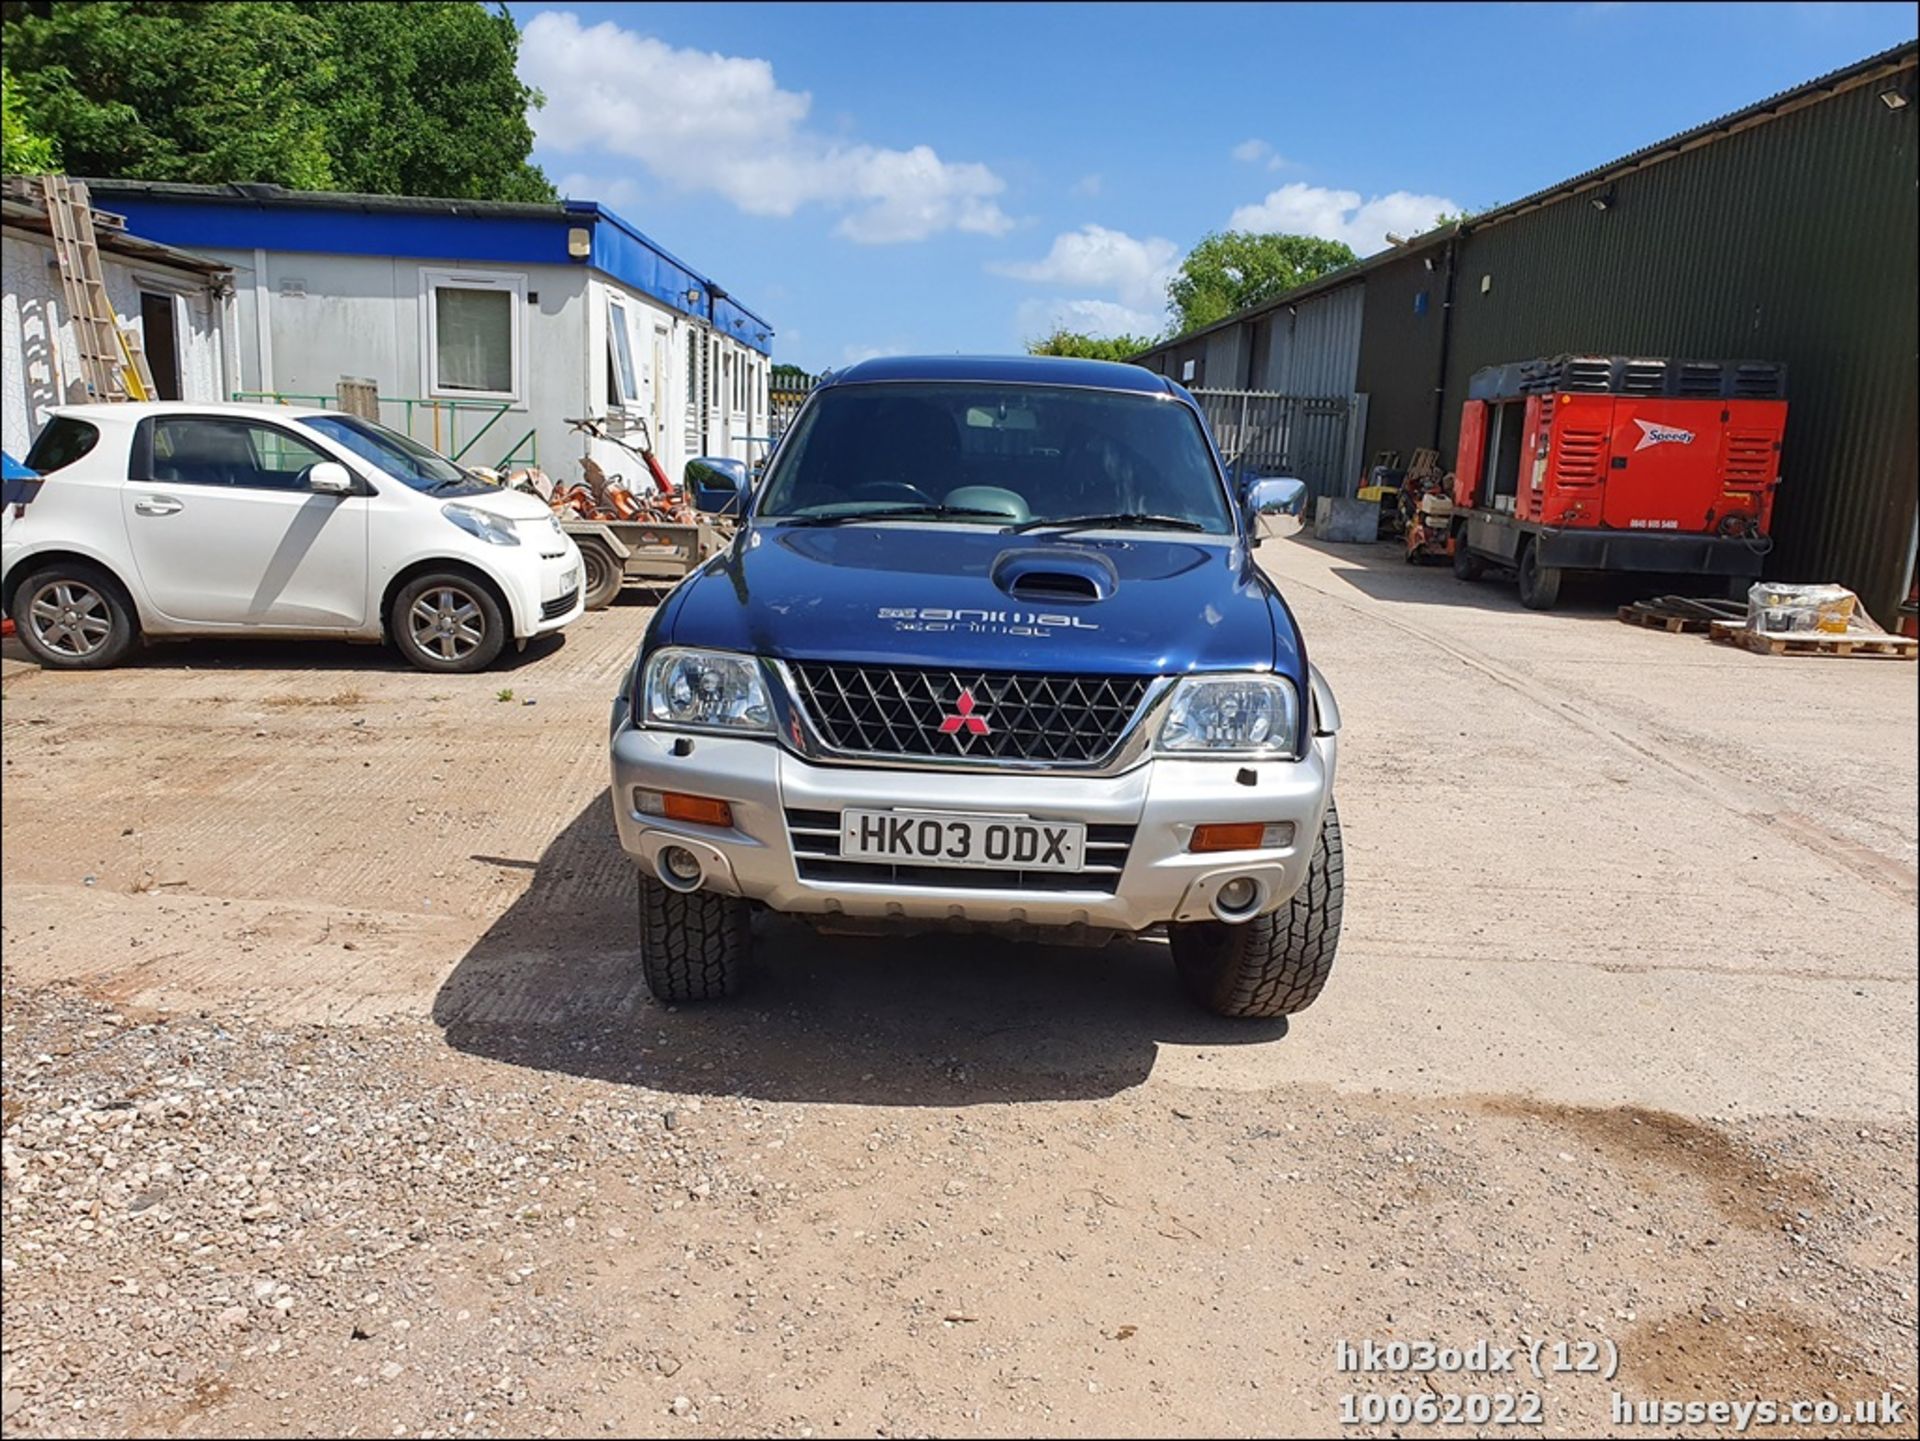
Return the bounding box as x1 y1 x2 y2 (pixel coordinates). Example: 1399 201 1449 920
149 418 331 491
608 298 639 407
24 417 100 474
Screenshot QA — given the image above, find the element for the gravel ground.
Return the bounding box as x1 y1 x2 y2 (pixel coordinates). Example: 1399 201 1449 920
3 527 1915 1437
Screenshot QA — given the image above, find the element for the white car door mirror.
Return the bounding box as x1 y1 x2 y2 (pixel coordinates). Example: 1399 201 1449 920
308 461 354 495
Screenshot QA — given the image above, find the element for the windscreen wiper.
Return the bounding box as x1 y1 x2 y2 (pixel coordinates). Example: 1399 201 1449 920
1012 512 1206 534
774 504 1014 527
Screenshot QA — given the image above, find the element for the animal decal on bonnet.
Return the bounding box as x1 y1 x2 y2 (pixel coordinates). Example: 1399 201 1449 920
1633 418 1696 451
878 607 1099 638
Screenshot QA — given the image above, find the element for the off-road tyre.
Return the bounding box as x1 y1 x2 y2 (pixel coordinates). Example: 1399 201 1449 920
1169 801 1345 1019
638 875 750 1002
1451 533 1487 581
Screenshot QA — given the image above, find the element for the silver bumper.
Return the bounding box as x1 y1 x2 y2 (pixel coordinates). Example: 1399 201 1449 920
607 722 1336 933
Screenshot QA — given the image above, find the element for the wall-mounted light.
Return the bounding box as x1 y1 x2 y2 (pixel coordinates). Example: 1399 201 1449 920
566 226 590 258
1423 255 1436 272
683 287 703 307
1591 187 1616 213
1881 86 1910 111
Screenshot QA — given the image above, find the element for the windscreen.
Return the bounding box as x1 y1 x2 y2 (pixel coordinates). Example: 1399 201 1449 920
756 383 1234 532
301 414 487 494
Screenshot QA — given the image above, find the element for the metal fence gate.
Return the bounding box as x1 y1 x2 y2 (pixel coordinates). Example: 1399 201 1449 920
1189 389 1366 504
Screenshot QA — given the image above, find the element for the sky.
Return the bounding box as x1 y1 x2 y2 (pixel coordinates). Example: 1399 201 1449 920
506 1 1917 371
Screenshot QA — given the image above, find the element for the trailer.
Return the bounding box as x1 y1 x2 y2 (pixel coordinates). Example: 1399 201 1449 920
1450 355 1787 609
567 515 733 610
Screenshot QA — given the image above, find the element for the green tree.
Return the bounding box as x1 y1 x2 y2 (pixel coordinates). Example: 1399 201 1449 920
1026 329 1157 363
1165 230 1356 334
3 2 337 187
1 1 552 201
2 64 59 173
1432 208 1480 227
293 2 551 202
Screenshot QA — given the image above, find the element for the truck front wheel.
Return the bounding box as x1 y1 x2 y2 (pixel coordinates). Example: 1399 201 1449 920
638 876 750 1002
1168 801 1345 1019
1516 541 1563 610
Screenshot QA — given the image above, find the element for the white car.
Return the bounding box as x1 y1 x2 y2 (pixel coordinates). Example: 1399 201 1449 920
2 402 583 673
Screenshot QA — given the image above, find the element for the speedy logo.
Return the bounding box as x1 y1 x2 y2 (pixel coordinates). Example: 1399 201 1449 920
1633 418 1696 451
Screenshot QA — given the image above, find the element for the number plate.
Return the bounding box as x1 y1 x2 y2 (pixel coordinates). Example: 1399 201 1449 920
840 810 1085 872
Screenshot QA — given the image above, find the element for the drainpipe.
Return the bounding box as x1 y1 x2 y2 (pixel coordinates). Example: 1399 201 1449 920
1430 230 1460 454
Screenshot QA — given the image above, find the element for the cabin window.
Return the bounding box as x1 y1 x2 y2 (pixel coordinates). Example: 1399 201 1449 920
423 269 522 401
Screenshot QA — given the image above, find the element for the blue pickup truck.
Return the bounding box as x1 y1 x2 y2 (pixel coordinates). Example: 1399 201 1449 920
608 355 1342 1018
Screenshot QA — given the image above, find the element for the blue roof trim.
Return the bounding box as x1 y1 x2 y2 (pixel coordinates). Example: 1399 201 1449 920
571 203 772 354
93 196 573 268
92 192 773 356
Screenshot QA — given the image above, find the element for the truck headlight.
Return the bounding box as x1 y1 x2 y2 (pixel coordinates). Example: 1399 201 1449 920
643 649 774 734
442 502 520 546
1157 674 1299 757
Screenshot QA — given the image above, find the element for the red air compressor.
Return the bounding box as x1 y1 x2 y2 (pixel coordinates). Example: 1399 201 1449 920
1450 355 1786 609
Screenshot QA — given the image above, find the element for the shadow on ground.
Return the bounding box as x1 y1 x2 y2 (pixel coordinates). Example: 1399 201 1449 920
1278 529 1735 621
435 790 1289 1106
2 631 568 674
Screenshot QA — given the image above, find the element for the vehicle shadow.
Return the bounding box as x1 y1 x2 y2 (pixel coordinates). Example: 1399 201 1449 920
434 789 1290 1106
1276 528 1709 621
1 630 569 674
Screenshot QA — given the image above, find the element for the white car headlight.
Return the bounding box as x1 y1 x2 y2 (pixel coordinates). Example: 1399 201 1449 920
1157 674 1299 757
643 649 774 734
442 502 520 546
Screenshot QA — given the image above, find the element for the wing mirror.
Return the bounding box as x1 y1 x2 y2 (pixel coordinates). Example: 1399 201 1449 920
1246 477 1307 516
685 456 750 516
308 461 354 495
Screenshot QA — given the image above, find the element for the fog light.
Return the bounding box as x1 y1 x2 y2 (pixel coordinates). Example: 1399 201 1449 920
1217 876 1258 912
1190 821 1295 852
660 845 702 886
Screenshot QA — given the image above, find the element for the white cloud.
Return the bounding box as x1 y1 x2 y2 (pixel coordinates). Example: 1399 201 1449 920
1015 297 1164 343
521 12 1012 244
1232 139 1290 171
555 171 643 214
1228 182 1459 255
1070 173 1103 198
990 224 1180 313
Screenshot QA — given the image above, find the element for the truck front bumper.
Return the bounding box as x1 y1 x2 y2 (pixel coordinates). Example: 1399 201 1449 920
608 722 1336 934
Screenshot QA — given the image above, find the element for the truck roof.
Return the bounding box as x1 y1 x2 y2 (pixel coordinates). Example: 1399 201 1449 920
822 354 1180 395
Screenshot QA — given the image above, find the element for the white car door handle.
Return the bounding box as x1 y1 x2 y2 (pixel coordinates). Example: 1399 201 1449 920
133 496 183 516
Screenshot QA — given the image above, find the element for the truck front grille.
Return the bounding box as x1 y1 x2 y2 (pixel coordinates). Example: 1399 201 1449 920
784 808 1134 894
787 663 1152 764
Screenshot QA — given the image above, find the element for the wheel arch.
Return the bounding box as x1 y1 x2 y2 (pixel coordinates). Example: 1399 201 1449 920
379 558 517 643
3 546 143 625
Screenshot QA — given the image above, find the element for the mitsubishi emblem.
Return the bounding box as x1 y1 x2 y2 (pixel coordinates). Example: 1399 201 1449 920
937 688 991 737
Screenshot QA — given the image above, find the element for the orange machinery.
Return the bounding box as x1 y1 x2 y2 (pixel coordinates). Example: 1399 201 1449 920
1449 355 1786 609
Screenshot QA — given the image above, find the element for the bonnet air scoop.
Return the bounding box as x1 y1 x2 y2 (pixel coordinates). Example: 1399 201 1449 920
990 547 1119 604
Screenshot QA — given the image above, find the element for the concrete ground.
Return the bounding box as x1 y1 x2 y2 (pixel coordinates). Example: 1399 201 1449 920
2 523 1914 1437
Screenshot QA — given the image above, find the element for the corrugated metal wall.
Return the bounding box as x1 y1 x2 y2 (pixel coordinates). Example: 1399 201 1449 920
1273 283 1365 396
1439 66 1917 620
1355 248 1449 466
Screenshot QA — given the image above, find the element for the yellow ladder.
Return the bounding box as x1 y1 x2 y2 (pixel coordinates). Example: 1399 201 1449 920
40 176 153 402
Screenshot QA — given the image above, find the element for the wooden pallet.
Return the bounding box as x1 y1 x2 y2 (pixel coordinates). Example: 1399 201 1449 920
1617 595 1747 633
1708 619 1918 659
